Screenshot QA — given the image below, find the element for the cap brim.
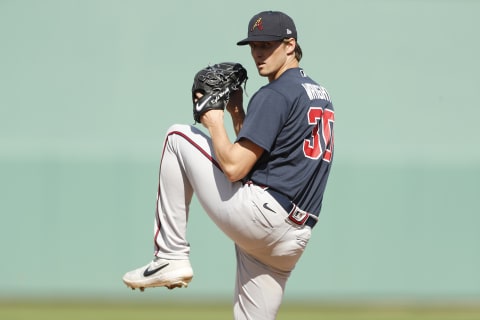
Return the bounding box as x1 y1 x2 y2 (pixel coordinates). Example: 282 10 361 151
236 35 284 46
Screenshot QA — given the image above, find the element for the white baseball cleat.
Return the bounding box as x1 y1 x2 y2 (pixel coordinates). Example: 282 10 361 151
123 257 193 291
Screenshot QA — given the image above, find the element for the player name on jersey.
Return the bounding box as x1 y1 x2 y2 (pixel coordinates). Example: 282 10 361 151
302 83 331 102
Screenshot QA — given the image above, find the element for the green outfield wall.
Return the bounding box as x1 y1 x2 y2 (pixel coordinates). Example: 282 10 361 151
1 0 479 302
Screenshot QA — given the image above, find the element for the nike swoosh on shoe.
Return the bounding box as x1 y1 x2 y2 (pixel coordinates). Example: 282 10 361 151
143 262 169 277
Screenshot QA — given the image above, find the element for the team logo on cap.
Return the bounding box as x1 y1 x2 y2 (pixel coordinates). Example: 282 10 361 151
250 17 263 31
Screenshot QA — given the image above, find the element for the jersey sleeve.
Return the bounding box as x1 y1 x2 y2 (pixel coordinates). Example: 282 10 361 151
236 88 289 152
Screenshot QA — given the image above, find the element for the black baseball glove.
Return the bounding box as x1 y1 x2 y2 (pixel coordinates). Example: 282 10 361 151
192 62 247 123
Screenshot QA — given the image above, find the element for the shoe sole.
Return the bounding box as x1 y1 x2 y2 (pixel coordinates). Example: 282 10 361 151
123 270 193 291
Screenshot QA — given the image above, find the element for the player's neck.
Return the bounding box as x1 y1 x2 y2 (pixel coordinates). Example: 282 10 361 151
268 59 299 82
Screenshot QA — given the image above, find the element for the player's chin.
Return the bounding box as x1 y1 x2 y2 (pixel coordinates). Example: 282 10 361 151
256 66 269 77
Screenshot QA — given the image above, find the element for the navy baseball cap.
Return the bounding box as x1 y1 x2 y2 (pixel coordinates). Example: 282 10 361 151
237 11 297 46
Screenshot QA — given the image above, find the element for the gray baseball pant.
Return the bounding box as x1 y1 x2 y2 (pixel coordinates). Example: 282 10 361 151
153 124 312 320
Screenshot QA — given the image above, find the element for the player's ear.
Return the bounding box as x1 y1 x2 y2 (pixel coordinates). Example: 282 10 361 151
283 38 296 55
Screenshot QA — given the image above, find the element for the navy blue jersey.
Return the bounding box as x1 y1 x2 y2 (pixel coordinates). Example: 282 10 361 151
237 68 334 216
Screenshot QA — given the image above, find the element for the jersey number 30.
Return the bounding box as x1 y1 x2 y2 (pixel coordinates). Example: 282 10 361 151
303 107 334 162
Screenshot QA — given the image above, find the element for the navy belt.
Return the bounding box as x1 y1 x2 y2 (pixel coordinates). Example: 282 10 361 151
266 188 318 228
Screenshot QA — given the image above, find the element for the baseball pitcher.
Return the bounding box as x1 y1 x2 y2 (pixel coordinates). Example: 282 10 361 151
123 10 335 320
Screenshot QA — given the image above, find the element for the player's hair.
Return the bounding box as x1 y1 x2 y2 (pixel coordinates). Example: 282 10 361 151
284 38 303 61
294 43 303 61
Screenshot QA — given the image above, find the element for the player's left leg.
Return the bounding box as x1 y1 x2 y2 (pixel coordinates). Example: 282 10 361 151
232 218 312 320
233 245 290 320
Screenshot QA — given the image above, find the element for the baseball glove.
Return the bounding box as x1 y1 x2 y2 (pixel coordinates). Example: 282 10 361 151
192 62 247 123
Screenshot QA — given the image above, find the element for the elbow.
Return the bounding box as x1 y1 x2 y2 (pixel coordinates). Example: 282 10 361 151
222 165 248 183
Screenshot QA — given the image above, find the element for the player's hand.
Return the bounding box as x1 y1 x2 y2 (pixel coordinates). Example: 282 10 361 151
200 109 225 129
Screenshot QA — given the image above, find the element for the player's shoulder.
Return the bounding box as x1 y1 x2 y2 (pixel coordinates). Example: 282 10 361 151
252 68 331 104
294 68 333 104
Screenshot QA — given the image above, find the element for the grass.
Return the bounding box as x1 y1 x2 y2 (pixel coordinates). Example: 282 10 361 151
1 300 480 320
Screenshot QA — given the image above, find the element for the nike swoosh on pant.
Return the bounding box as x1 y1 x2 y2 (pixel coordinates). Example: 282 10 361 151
263 203 276 213
143 263 169 277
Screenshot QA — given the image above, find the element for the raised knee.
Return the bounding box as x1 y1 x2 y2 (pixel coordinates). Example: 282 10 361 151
166 124 191 134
